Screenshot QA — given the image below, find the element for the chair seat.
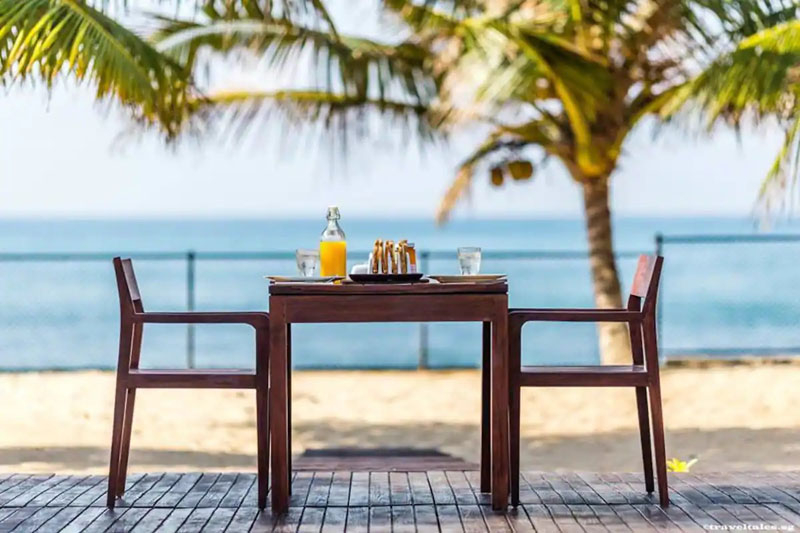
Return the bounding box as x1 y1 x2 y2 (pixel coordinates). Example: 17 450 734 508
127 369 256 389
518 365 649 387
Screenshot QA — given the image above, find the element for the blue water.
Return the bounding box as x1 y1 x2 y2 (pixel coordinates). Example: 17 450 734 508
1 217 799 370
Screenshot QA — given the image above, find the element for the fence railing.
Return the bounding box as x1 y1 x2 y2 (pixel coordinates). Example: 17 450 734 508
1 232 799 369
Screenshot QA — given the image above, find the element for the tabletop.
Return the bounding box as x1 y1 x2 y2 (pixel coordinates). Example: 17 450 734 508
268 280 508 296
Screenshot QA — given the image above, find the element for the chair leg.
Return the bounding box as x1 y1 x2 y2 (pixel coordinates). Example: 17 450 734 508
116 389 136 497
635 387 654 493
116 324 142 497
508 319 521 507
480 321 491 493
643 316 669 507
107 323 133 508
629 321 654 493
256 328 270 510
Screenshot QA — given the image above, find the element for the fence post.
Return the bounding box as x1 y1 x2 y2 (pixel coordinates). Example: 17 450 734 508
418 250 431 369
186 250 196 369
654 233 664 364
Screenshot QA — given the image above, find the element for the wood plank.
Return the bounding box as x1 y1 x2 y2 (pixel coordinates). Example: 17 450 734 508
766 504 800 527
464 471 491 506
118 473 165 508
0 475 31 497
568 503 606 532
544 473 583 505
48 475 103 508
149 509 192 533
612 505 657 531
306 472 333 508
58 507 106 533
368 505 392 531
298 506 325 533
175 507 214 532
177 473 219 509
744 503 796 529
522 504 560 533
391 505 415 533
97 507 149 532
413 505 440 533
33 506 85 532
563 473 607 505
388 472 412 506
4 506 59 532
588 504 632 533
457 504 487 533
344 507 369 533
368 472 390 507
201 507 236 532
479 505 512 532
326 472 350 507
197 472 238 508
320 506 347 532
407 472 434 505
219 474 256 509
130 508 172 533
580 473 631 505
134 473 181 507
272 507 304 533
446 471 477 505
435 504 464 532
87 473 146 507
348 472 369 507
225 507 259 532
504 506 535 532
0 506 44 532
28 475 87 507
250 509 282 533
522 473 562 505
157 473 202 508
0 475 54 506
427 471 456 505
289 471 315 508
545 503 584 533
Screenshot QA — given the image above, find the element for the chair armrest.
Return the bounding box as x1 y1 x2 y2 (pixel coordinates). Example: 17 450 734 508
134 312 269 328
509 308 641 323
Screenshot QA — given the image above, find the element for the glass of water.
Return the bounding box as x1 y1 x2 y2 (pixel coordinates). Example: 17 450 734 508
457 246 482 275
296 248 319 277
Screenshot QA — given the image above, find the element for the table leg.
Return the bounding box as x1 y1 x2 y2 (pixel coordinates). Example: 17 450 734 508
490 299 509 510
269 299 290 513
481 321 491 493
287 323 292 480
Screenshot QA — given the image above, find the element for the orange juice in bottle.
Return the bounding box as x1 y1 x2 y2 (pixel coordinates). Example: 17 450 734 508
319 206 347 276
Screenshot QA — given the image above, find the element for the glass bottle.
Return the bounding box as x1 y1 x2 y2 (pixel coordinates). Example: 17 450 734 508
319 206 347 276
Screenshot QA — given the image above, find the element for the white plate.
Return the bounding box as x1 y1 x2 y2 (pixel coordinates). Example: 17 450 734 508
265 276 342 283
429 274 507 284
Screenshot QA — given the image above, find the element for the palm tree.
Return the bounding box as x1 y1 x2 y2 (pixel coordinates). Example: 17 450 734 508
146 0 799 363
2 0 798 363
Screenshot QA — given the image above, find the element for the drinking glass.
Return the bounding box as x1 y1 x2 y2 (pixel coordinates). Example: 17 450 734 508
457 246 482 275
296 249 319 277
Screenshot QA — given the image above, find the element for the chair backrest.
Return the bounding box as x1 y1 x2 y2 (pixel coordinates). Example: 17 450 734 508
113 257 143 316
628 255 664 314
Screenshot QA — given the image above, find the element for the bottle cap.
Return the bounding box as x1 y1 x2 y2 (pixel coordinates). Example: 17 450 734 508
326 206 341 220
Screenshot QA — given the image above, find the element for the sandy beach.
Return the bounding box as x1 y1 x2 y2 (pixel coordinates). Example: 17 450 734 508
2 364 800 474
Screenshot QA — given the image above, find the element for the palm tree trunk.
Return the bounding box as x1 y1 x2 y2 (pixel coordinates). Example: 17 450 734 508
582 178 631 365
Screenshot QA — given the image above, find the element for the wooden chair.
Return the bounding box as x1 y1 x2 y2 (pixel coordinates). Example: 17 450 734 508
108 257 270 509
508 255 668 507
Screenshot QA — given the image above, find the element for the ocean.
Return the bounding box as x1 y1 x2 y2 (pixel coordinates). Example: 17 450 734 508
1 217 799 371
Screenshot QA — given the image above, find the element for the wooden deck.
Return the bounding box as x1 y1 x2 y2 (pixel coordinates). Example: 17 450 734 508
1 471 800 531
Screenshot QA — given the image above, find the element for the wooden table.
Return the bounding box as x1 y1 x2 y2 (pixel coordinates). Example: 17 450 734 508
268 281 510 513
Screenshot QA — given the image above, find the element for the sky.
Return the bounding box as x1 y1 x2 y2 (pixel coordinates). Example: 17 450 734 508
0 2 790 220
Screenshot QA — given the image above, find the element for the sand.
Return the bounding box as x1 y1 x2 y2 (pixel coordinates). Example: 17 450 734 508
2 365 800 474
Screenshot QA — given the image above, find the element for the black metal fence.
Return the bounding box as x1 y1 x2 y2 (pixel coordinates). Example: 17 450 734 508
0 232 798 370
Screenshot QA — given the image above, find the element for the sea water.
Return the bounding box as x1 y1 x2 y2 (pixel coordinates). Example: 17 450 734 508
1 217 799 370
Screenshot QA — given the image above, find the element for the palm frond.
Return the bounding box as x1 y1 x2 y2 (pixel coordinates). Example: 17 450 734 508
758 112 800 212
436 132 532 223
0 0 193 138
192 89 447 152
152 15 438 105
